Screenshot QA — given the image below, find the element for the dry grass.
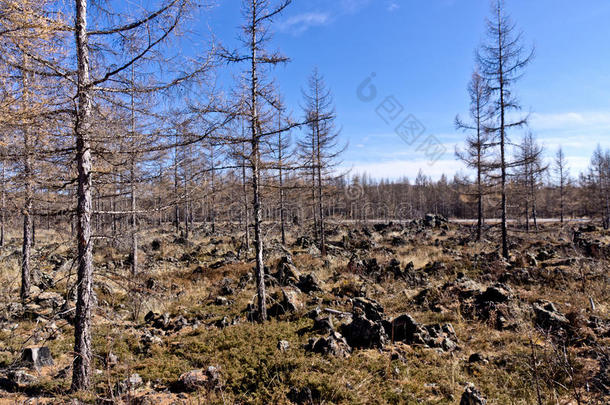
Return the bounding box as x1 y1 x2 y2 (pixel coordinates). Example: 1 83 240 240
0 223 608 403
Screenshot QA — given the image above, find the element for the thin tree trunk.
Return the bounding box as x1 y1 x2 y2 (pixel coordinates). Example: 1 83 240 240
210 146 216 234
111 171 117 243
70 187 75 237
72 0 94 391
602 174 610 229
498 12 509 259
31 214 35 247
130 66 138 275
157 166 162 227
315 122 326 256
21 56 32 302
600 166 605 228
184 173 189 242
278 112 286 245
525 199 529 233
310 133 318 242
559 168 564 224
251 140 266 321
174 134 179 234
0 149 5 247
476 92 483 241
250 2 267 321
531 179 538 231
131 163 137 275
242 145 250 250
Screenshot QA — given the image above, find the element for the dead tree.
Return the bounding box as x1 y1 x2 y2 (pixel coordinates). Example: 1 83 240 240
477 0 533 258
589 145 610 228
222 0 292 322
554 147 569 223
516 132 547 232
71 0 202 390
269 94 293 246
300 68 344 256
455 69 493 240
0 133 5 247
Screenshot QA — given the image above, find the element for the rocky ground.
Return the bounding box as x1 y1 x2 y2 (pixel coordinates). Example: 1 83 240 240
0 216 608 404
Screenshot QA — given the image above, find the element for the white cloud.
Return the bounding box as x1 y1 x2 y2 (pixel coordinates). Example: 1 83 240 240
529 111 610 132
340 159 466 181
278 12 330 35
387 1 400 12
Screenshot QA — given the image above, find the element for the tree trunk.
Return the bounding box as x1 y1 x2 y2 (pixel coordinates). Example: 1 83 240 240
524 199 529 233
278 113 286 246
315 122 326 256
72 0 94 391
476 90 484 241
184 174 189 242
130 159 137 275
21 57 32 302
498 18 509 259
31 214 36 247
242 145 250 251
559 169 564 224
174 136 179 234
602 174 610 229
0 150 5 247
130 67 138 275
310 133 318 242
210 146 216 234
250 3 267 321
531 180 538 231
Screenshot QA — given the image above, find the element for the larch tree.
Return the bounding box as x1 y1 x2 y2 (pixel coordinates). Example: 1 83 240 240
515 132 547 232
300 68 344 256
0 0 69 300
0 131 5 247
589 144 610 229
269 93 293 246
222 0 292 322
554 146 569 223
477 0 533 258
455 69 493 240
69 0 206 390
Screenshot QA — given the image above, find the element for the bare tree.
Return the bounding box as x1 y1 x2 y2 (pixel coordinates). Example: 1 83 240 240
222 0 291 322
554 147 569 223
20 57 33 301
589 144 610 229
71 0 204 390
477 0 533 258
300 68 344 255
516 132 547 232
0 132 5 247
456 69 493 240
270 94 292 245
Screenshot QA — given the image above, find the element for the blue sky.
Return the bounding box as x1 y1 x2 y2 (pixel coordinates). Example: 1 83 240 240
197 0 610 181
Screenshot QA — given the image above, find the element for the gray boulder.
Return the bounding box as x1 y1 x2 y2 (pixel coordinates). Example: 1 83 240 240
304 332 352 358
460 383 487 404
341 309 387 349
533 300 569 332
21 346 54 369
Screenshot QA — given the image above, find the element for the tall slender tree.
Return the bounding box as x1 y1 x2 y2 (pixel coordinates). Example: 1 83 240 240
71 0 204 390
589 144 610 228
516 132 547 232
300 68 343 256
222 0 291 321
477 0 533 258
554 146 569 223
456 70 493 240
